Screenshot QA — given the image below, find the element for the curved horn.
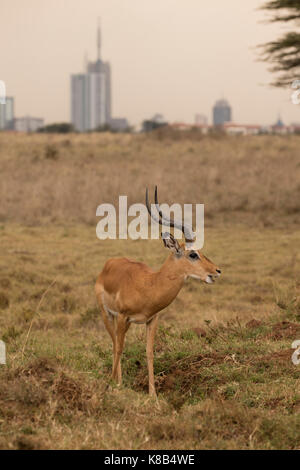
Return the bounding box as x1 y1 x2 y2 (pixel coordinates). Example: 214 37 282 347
154 186 195 243
146 187 162 225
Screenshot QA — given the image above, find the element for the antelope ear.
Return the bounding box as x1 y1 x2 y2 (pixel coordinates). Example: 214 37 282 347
161 232 182 254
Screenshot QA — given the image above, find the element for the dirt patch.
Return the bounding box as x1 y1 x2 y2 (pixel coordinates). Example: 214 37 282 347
259 349 294 363
268 321 300 340
0 278 11 289
192 327 207 338
246 319 264 329
0 372 49 420
19 359 97 412
0 292 9 309
134 352 226 396
0 358 58 413
53 372 93 411
16 357 57 384
1 357 101 420
14 436 44 450
264 396 285 410
147 417 196 442
249 295 263 304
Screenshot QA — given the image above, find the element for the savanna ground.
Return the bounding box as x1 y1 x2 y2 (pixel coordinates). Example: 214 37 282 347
0 131 299 449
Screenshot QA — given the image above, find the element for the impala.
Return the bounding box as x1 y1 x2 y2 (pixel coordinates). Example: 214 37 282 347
95 188 221 396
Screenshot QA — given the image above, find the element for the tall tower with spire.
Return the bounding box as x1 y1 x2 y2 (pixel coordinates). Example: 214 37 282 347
71 21 111 131
97 17 101 62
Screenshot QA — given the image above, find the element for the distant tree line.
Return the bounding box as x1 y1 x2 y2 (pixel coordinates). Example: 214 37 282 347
38 122 134 133
94 124 133 133
38 123 74 133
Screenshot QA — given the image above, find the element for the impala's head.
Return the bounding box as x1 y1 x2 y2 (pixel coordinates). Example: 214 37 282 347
162 232 221 284
146 187 221 284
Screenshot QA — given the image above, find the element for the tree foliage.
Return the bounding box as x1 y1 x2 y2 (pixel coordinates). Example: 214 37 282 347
260 0 300 86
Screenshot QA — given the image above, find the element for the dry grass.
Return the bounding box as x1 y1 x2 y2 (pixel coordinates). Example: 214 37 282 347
0 132 299 226
0 223 299 449
0 132 299 449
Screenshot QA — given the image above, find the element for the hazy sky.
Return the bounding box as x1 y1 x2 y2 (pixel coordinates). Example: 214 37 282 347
1 0 300 126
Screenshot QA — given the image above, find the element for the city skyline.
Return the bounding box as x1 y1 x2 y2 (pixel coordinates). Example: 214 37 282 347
1 0 300 127
71 22 112 131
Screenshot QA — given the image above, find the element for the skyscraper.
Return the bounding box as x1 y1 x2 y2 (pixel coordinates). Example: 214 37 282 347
213 99 232 126
71 22 111 131
0 97 14 130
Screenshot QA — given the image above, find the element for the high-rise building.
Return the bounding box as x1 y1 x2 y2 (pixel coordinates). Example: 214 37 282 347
0 97 14 130
71 22 111 131
213 99 232 126
14 116 44 132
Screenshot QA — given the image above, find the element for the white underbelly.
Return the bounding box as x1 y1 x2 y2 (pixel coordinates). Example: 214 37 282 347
128 312 158 324
102 293 158 324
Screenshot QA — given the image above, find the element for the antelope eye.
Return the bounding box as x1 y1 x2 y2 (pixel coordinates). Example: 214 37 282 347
189 252 199 260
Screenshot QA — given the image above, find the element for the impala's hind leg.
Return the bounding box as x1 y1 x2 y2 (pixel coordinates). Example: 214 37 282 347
96 290 121 383
112 314 130 383
146 314 159 396
98 304 119 379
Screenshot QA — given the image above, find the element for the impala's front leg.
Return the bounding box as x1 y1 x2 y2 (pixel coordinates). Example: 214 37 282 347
146 314 159 396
